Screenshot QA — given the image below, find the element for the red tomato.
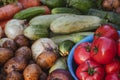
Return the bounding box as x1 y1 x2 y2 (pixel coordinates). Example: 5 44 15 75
118 38 120 57
105 59 120 74
105 73 120 80
76 59 105 80
94 24 119 41
74 42 91 65
90 37 117 64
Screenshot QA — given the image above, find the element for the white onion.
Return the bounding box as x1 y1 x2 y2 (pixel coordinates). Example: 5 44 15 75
5 19 26 39
31 38 58 61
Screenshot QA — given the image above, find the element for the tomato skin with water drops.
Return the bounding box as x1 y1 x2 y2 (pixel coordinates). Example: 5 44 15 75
90 37 117 64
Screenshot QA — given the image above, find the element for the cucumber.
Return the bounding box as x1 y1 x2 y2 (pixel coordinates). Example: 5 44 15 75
14 6 47 20
51 32 94 44
41 0 66 8
51 7 81 14
58 40 75 56
29 14 75 28
50 15 103 34
24 25 49 40
88 9 120 26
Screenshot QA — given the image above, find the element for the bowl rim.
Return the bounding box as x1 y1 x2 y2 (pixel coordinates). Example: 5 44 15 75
67 31 120 80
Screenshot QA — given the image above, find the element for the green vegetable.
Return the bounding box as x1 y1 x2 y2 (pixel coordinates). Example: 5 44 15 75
14 7 47 20
51 7 81 14
24 25 49 40
58 40 75 56
49 57 67 73
41 0 66 8
88 9 120 26
68 0 96 14
29 14 75 28
51 32 94 44
50 15 103 34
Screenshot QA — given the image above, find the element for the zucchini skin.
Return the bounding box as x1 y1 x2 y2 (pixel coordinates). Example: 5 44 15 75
51 32 94 44
50 15 102 34
29 14 75 28
14 7 46 20
24 25 49 40
51 7 81 14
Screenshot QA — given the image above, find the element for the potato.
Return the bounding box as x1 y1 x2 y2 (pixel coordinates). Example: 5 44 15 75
0 48 13 65
23 64 42 80
14 35 30 47
102 0 120 10
4 56 28 74
36 51 58 69
15 46 32 60
6 71 23 80
2 39 17 51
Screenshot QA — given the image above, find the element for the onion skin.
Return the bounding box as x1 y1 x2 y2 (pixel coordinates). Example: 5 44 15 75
5 19 26 40
47 69 73 80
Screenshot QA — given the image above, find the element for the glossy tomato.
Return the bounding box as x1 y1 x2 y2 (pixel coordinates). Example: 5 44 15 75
90 37 117 64
105 73 120 80
118 38 120 57
74 42 91 65
76 59 105 80
105 59 120 74
94 24 119 41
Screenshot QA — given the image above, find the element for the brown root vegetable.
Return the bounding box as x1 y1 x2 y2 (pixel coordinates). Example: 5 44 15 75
102 0 120 10
0 48 13 65
23 64 42 80
47 69 73 80
6 71 23 80
0 38 17 51
31 38 58 69
15 46 32 60
4 56 28 74
115 7 120 14
0 73 6 80
14 35 30 47
36 51 58 69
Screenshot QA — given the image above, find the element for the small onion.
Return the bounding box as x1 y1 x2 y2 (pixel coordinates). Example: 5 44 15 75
5 19 26 39
31 38 58 69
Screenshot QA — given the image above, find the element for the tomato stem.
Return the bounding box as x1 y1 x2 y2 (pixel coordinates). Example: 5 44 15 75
93 46 98 54
85 45 91 52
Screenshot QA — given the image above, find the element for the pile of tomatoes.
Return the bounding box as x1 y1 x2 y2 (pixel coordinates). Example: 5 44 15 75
74 24 120 80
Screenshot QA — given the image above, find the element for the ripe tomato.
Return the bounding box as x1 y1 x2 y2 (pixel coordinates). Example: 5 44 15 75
94 24 119 41
118 38 120 57
105 59 120 74
76 59 105 80
90 37 117 64
105 73 120 80
74 42 91 65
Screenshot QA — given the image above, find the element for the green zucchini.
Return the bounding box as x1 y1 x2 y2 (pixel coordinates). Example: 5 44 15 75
24 25 49 40
58 40 75 56
14 6 47 20
29 14 75 28
50 15 103 34
51 7 81 14
51 32 94 44
41 0 66 8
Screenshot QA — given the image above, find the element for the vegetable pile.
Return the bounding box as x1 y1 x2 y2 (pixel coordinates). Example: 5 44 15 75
0 0 120 80
74 24 120 80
